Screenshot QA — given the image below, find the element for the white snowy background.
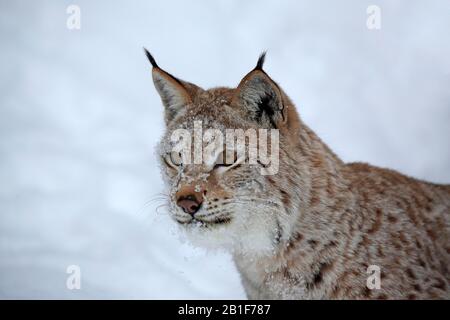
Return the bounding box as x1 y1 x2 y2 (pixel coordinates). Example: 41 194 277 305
0 0 449 299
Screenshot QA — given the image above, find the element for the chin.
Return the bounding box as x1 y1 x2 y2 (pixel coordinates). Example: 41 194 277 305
179 217 240 251
175 211 279 256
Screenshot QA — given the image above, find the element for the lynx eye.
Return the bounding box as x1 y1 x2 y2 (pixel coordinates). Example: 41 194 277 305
164 151 183 168
214 149 238 169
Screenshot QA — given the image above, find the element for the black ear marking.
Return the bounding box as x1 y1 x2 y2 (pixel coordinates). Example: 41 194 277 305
255 51 267 71
143 47 159 68
255 92 277 128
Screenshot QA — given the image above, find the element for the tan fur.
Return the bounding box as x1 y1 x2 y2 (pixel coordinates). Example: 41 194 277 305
150 57 450 300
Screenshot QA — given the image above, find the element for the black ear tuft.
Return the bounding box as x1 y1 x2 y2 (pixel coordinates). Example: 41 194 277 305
143 47 159 68
255 51 267 70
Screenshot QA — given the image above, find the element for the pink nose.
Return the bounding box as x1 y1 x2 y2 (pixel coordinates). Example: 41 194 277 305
177 195 202 215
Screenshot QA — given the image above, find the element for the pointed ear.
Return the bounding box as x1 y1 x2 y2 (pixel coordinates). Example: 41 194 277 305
232 53 286 128
144 49 201 123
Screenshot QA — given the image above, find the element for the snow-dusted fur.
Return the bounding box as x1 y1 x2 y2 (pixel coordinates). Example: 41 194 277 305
149 52 450 299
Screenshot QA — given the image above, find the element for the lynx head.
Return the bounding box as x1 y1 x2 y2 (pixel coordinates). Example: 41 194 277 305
145 49 303 255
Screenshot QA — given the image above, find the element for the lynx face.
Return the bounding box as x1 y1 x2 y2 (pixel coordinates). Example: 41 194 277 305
159 115 280 252
147 50 302 254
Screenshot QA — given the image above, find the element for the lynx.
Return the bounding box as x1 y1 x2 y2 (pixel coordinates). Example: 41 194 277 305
145 49 450 299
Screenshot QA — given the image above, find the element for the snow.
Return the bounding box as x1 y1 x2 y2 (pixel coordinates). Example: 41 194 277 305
0 0 449 299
